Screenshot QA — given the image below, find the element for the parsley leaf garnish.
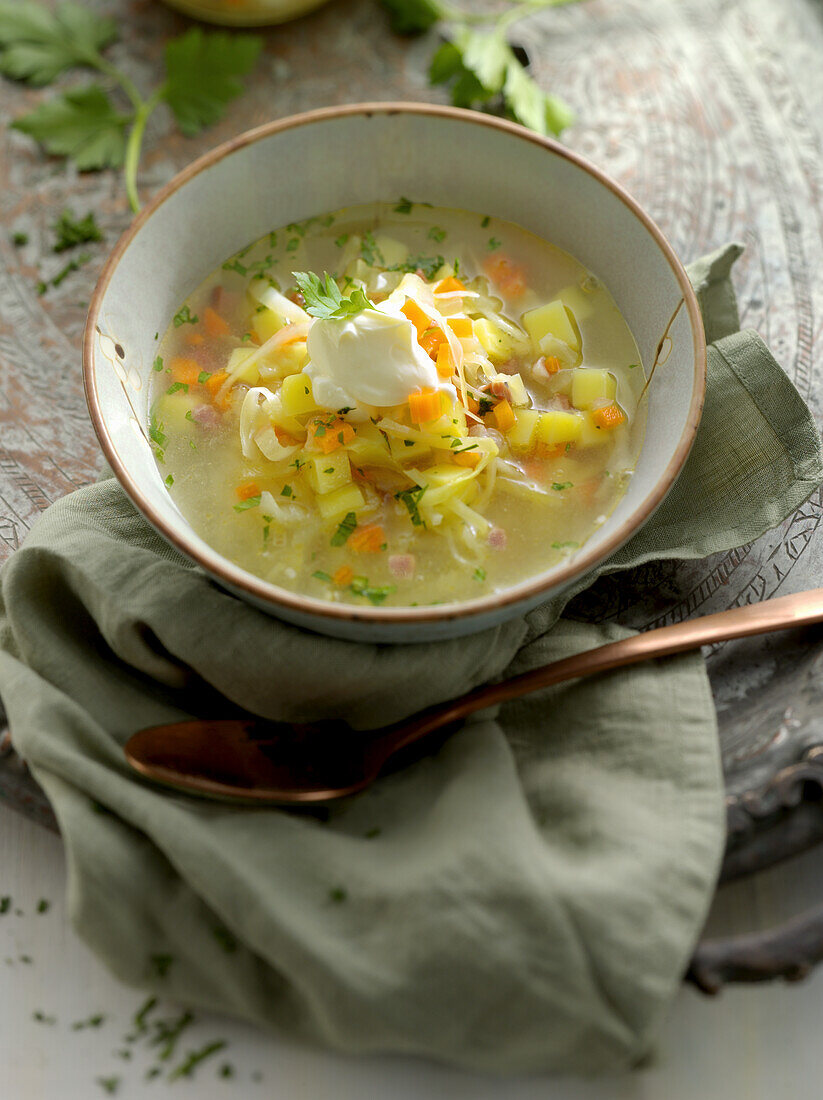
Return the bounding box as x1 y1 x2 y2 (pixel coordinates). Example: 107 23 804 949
390 253 444 280
349 576 397 605
233 494 261 512
173 304 198 327
163 29 262 136
292 271 372 320
2 9 263 212
379 0 442 35
0 1 117 85
395 484 427 527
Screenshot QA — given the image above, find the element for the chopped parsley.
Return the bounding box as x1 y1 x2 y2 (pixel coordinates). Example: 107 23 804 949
149 953 174 978
628 362 639 369
149 421 167 448
280 484 293 497
50 251 91 288
428 225 446 242
197 370 210 383
390 252 444 280
487 237 502 251
33 1011 56 1024
395 484 427 527
71 1013 105 1030
152 356 163 372
286 237 300 252
334 233 349 248
185 409 194 423
233 494 261 512
164 474 174 487
452 442 478 453
477 395 495 416
323 466 335 474
1 897 12 915
331 511 357 546
173 305 198 327
213 926 238 953
551 482 573 491
481 215 490 227
473 567 486 582
290 456 305 470
166 381 188 395
313 570 332 582
36 898 50 913
394 196 413 214
168 1040 227 1081
292 271 371 320
12 231 28 246
329 886 348 903
95 1077 120 1094
268 231 277 248
52 209 102 253
222 258 247 276
403 439 414 447
349 577 396 605
360 230 384 266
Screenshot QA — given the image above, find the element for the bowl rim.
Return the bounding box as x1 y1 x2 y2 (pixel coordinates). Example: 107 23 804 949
83 101 707 628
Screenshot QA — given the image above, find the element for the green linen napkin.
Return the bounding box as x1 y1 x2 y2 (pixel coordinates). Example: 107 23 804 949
0 245 820 1074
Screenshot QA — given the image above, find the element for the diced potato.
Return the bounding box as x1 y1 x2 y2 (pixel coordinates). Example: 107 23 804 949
266 395 304 437
154 392 197 434
316 482 366 521
389 436 432 463
570 368 616 411
474 318 517 362
281 373 320 417
506 408 541 451
226 347 261 386
347 423 392 466
557 283 595 322
522 299 580 352
578 411 614 447
305 451 352 495
258 341 308 381
374 235 408 268
536 409 584 446
492 372 529 407
252 307 283 344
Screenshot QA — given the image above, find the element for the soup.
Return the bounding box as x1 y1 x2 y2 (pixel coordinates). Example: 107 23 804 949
150 201 645 607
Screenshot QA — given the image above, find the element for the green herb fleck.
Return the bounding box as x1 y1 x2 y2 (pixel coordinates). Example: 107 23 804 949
233 495 261 512
19 954 32 964
52 209 102 253
349 576 396 605
213 926 238 953
390 253 444 280
360 230 383 267
403 439 414 447
12 231 28 246
551 541 579 549
0 897 11 915
551 481 573 491
36 280 47 296
164 474 174 487
334 233 349 248
365 826 382 838
173 305 198 327
394 196 414 214
286 237 299 252
487 237 501 251
33 1010 56 1025
198 370 211 383
481 215 490 228
169 1039 227 1081
329 886 348 903
220 1063 235 1078
95 1077 120 1095
166 381 188 395
72 1013 105 1030
313 570 332 582
36 899 49 915
428 225 446 243
331 511 357 546
628 362 638 369
473 567 486 582
134 995 158 1033
395 484 427 527
152 356 164 372
280 484 293 497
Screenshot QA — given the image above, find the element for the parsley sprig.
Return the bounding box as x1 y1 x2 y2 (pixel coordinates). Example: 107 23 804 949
379 0 578 137
0 3 262 212
292 271 373 321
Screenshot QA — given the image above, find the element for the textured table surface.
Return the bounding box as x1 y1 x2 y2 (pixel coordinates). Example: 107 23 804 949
2 0 823 1094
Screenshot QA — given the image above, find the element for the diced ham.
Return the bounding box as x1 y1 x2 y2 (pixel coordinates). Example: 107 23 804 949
488 527 507 550
193 404 219 427
491 378 511 400
389 554 416 579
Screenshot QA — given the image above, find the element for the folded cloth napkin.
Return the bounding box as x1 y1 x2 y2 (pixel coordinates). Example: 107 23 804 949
0 245 820 1074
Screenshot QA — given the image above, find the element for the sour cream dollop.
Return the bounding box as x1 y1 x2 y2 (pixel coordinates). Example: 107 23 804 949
304 306 454 412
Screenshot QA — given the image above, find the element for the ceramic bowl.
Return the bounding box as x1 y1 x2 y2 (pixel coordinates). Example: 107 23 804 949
84 103 706 643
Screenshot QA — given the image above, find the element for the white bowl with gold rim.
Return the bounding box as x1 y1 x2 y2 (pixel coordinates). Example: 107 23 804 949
84 103 705 643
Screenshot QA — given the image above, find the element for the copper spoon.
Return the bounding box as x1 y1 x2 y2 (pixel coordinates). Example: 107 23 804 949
125 587 823 805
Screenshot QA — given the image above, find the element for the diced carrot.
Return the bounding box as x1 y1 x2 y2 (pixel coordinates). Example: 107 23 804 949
236 480 261 500
333 565 354 586
492 399 516 432
435 276 466 294
447 317 472 338
203 307 231 337
408 387 443 424
274 428 301 446
401 299 430 337
185 331 204 346
204 370 229 398
483 254 527 298
307 417 355 454
454 449 482 467
419 327 446 358
591 404 626 430
348 524 386 554
170 357 201 386
467 394 480 415
544 355 561 375
436 344 453 379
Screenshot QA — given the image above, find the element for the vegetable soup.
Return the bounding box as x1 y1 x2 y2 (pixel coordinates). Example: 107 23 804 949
150 201 645 607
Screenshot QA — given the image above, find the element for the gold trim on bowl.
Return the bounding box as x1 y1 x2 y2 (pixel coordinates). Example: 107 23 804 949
83 102 707 629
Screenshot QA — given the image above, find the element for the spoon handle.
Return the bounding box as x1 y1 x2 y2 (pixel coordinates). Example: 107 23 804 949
396 588 823 748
